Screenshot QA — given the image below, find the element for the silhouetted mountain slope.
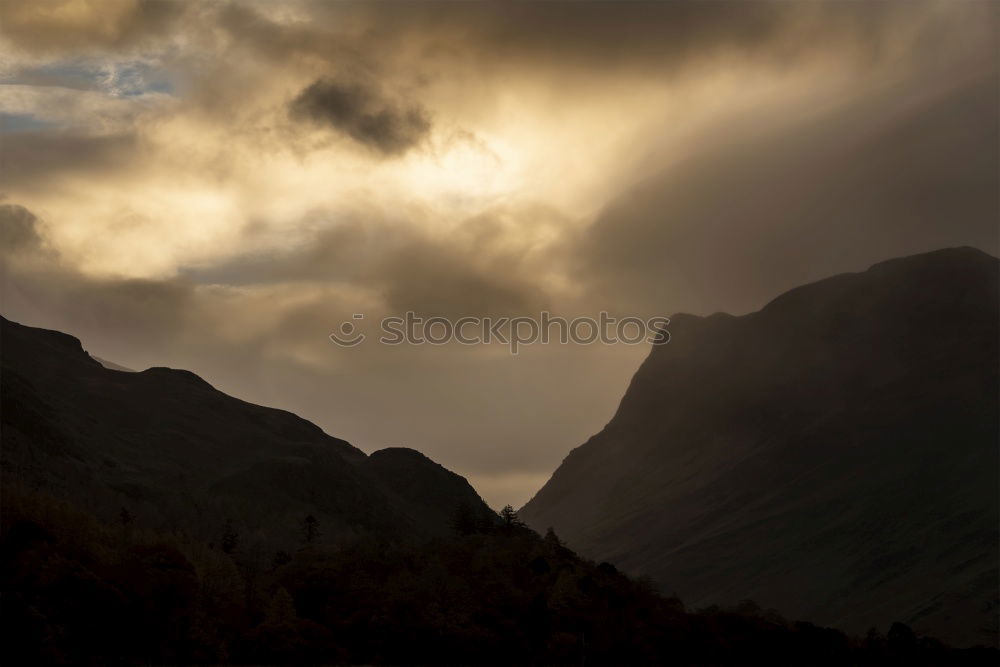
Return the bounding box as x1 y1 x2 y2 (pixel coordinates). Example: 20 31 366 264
520 247 999 648
91 355 135 372
0 316 493 548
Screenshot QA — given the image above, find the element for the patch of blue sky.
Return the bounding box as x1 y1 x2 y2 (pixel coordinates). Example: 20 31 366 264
99 61 174 98
0 112 58 133
2 60 174 98
0 62 99 91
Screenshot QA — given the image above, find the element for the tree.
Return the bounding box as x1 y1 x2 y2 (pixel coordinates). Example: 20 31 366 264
887 621 917 659
499 504 522 529
221 519 239 554
301 515 320 545
265 586 298 625
544 526 561 547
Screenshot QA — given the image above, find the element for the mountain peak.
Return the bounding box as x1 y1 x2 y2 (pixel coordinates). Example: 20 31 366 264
1 315 494 547
758 245 998 318
140 366 217 390
521 247 999 648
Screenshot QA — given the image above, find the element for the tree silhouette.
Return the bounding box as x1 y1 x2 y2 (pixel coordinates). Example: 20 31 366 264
888 621 917 660
499 504 522 529
301 514 320 545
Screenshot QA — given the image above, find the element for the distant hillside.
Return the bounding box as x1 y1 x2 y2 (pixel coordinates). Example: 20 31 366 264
0 316 495 549
521 247 999 648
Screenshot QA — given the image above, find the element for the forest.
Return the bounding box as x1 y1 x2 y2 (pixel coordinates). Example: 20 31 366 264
3 485 995 665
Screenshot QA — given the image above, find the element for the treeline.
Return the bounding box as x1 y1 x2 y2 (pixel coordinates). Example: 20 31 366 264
1 486 995 665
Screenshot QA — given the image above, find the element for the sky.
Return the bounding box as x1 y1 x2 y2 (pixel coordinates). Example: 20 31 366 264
1 0 997 509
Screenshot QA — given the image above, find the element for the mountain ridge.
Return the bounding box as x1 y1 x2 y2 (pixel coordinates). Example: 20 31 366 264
0 315 495 550
520 246 999 647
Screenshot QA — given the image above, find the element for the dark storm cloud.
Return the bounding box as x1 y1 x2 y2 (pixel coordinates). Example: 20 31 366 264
576 63 999 318
0 0 185 54
291 78 431 155
0 2 962 112
303 1 904 74
191 1 928 109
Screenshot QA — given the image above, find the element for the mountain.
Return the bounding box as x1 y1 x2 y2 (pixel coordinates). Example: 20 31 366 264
91 355 135 372
0 316 495 549
520 247 999 648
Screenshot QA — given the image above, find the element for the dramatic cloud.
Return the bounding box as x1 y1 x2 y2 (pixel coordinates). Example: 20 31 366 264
577 60 998 317
291 78 431 156
183 211 551 319
0 0 184 54
0 204 45 253
0 131 137 190
0 1 995 507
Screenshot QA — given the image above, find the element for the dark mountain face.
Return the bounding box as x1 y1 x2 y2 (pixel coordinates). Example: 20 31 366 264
0 316 494 549
520 247 999 648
